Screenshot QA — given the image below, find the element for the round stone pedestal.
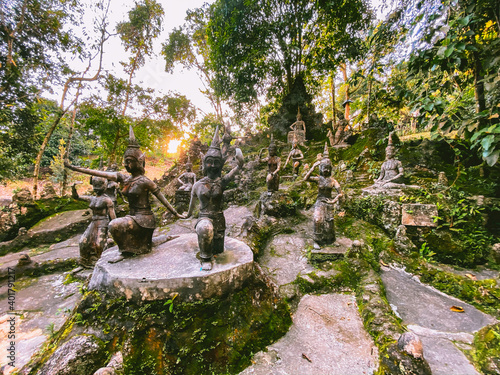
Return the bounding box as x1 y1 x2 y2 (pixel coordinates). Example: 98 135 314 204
88 233 254 302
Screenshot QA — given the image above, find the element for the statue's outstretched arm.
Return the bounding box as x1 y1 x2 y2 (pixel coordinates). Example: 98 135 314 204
152 187 181 217
64 160 119 182
71 183 91 202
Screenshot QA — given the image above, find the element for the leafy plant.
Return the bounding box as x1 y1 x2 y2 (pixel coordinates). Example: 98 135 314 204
164 293 178 313
419 242 435 261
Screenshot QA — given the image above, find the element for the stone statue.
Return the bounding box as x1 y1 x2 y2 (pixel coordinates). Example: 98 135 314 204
284 137 304 176
287 107 306 145
437 171 448 187
181 125 244 270
258 135 281 194
65 126 181 259
104 163 122 206
71 178 116 268
372 132 405 189
221 124 234 160
327 127 335 147
304 144 343 248
333 112 349 145
177 157 196 192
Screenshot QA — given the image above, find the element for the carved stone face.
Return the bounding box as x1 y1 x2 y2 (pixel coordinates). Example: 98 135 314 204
186 163 193 172
386 147 394 160
124 156 141 173
92 177 107 194
319 161 332 177
269 146 277 157
204 156 222 178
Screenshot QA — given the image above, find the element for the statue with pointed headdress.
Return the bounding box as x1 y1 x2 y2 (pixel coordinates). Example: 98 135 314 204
65 126 181 259
284 134 304 176
258 135 281 193
177 156 196 192
180 125 244 270
288 106 306 145
372 132 405 188
304 143 343 247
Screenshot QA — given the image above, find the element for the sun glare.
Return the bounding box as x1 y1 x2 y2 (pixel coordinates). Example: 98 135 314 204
167 139 182 154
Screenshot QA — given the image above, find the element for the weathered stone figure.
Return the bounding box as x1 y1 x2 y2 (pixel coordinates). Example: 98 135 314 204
181 125 244 270
304 144 343 247
72 178 116 268
258 135 281 193
221 124 234 160
65 126 180 258
373 132 405 188
284 137 304 176
333 112 349 145
105 163 121 206
177 157 196 192
287 107 306 145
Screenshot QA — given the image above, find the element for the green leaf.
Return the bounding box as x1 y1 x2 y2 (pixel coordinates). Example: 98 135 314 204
481 135 495 151
444 45 454 57
484 150 499 166
423 103 435 111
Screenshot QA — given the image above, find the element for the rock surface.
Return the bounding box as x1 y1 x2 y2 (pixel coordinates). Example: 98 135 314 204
241 294 379 375
0 273 82 370
89 233 254 302
37 335 105 375
381 265 497 375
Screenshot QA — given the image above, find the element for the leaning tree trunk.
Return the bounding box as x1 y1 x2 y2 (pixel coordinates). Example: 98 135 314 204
32 109 68 198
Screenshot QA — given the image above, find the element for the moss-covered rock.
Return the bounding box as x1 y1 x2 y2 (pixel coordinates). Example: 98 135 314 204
471 323 500 374
26 266 292 375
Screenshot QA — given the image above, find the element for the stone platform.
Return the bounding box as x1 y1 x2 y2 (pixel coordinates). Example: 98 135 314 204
88 233 254 302
310 236 353 262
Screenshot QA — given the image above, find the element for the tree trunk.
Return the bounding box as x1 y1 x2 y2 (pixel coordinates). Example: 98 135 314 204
32 109 68 198
331 72 337 125
473 51 486 116
341 64 351 127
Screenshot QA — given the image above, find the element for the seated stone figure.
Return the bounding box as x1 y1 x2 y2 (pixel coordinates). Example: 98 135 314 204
180 125 244 270
65 126 181 259
72 178 116 268
304 144 343 247
258 135 281 194
177 158 196 192
372 132 405 189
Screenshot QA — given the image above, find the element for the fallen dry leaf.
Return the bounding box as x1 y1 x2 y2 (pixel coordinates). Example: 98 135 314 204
302 353 312 363
380 260 389 267
450 305 465 313
465 273 477 281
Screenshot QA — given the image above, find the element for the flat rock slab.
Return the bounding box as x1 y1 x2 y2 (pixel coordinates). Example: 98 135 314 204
241 294 378 375
89 233 254 302
310 236 353 261
381 266 497 374
0 274 82 370
0 235 80 280
259 233 314 286
401 204 438 227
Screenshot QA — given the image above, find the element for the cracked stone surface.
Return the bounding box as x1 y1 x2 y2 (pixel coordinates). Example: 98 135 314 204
241 294 379 375
381 265 497 375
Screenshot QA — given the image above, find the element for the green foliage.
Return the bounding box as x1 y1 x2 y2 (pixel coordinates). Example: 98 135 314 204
207 0 372 109
418 242 435 261
398 0 500 165
471 323 500 374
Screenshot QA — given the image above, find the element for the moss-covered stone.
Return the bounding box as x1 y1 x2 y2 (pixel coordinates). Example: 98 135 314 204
470 323 500 374
28 266 292 375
